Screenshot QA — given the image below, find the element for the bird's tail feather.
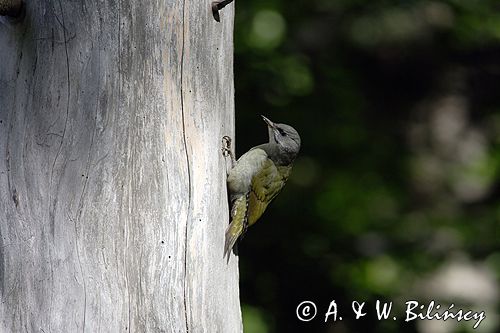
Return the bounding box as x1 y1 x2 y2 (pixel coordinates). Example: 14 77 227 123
224 195 248 259
224 221 243 259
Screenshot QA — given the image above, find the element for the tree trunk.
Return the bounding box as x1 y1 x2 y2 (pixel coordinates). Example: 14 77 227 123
0 1 240 332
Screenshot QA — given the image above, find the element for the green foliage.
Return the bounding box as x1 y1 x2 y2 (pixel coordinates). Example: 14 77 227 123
233 0 500 332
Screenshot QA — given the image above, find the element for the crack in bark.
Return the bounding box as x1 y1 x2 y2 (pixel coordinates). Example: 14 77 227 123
59 2 88 331
71 39 101 333
48 1 88 332
48 0 72 237
180 0 191 331
115 2 132 332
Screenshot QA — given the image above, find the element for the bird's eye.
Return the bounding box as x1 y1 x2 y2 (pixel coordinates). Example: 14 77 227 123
278 128 286 136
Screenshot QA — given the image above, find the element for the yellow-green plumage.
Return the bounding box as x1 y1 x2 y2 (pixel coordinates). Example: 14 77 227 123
223 116 300 259
248 163 291 226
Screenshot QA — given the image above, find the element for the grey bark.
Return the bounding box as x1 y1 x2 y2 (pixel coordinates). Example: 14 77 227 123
0 0 240 332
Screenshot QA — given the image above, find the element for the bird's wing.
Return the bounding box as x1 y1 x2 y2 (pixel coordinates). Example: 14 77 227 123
247 157 289 226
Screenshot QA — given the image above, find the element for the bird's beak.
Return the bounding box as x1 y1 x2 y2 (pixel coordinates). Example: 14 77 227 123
261 115 276 129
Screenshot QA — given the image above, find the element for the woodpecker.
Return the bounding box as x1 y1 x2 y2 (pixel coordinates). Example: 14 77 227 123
222 116 301 258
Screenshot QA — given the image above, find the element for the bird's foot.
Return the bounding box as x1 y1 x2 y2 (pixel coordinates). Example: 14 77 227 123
222 136 236 168
222 135 231 154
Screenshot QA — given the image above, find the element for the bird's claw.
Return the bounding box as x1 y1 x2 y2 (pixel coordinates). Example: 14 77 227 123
222 136 232 156
222 135 235 169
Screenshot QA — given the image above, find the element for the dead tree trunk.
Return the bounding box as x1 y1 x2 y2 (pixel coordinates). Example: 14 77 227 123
0 0 240 332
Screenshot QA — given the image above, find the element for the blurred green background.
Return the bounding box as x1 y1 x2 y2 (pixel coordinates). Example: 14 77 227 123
231 1 500 332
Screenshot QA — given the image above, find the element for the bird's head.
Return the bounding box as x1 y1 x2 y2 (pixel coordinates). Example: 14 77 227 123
262 115 301 161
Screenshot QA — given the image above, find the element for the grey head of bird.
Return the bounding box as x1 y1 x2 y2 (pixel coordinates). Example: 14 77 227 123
261 115 301 165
